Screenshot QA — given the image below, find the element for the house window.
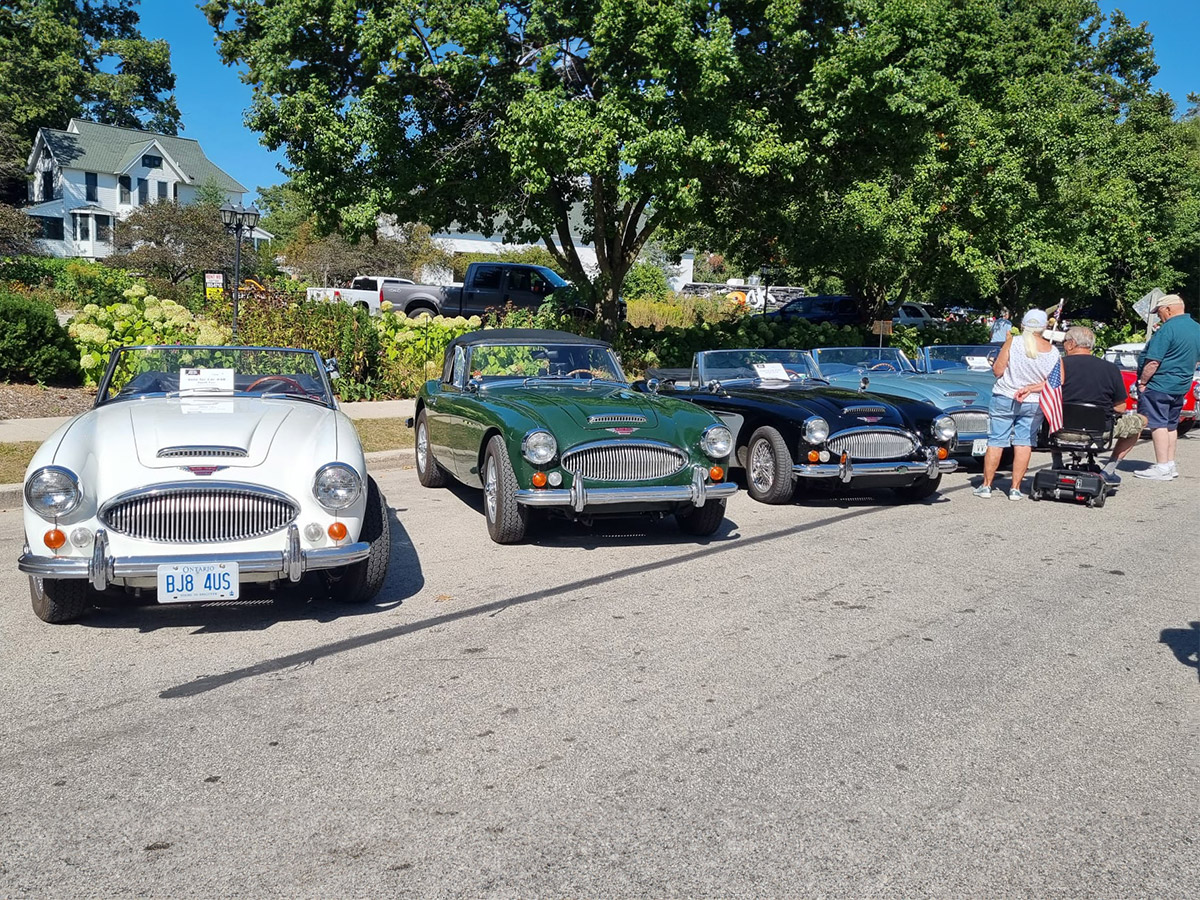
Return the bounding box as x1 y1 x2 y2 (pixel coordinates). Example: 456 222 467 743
157 180 168 200
138 178 148 205
41 170 53 201
73 214 90 241
119 175 131 204
95 215 112 242
85 172 98 202
142 154 162 169
34 216 64 240
173 183 179 201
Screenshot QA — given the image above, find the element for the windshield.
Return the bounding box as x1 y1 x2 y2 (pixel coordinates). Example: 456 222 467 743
696 349 823 383
467 343 626 385
813 347 915 374
1103 348 1142 370
922 345 997 371
536 267 570 288
98 346 333 406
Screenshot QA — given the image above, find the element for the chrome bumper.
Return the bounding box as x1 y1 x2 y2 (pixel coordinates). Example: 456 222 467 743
17 525 369 591
794 449 958 482
516 466 737 512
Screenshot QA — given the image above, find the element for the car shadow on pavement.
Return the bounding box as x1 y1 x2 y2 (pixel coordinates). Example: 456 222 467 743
158 480 981 700
1158 622 1199 680
81 509 423 635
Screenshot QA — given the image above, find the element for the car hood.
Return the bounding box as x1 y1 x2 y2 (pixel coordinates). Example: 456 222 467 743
718 383 911 428
87 397 339 469
824 370 992 407
480 383 663 430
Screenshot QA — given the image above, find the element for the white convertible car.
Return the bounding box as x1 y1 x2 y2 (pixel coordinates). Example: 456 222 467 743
18 345 390 623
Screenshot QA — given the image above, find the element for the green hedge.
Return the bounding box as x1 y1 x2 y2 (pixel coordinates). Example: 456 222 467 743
0 290 82 385
0 256 133 309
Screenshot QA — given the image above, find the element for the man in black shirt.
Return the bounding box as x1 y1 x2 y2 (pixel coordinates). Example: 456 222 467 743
1058 325 1144 484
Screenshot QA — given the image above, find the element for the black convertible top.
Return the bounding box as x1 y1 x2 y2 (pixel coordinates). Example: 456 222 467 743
445 328 611 354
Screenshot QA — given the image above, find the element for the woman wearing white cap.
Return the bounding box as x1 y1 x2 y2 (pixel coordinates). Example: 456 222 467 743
975 308 1061 500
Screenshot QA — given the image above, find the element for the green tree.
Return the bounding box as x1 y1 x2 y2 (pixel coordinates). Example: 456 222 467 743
107 201 235 284
204 0 904 334
285 220 449 286
0 202 37 257
0 1 180 204
256 181 312 248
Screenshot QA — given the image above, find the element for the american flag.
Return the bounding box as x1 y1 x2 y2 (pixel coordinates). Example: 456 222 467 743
1040 358 1064 434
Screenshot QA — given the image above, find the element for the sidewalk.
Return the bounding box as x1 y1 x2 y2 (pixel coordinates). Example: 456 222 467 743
0 399 417 508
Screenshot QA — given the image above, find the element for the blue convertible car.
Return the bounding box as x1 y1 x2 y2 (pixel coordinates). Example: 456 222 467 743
812 346 994 459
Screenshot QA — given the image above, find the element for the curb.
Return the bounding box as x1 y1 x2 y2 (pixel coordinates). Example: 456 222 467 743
0 447 415 512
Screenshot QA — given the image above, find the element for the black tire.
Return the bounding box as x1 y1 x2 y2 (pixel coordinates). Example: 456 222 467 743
1178 419 1193 437
483 435 528 544
744 426 795 504
29 576 92 623
406 303 436 318
894 474 942 501
1030 489 1042 501
326 476 390 603
414 410 448 488
675 499 727 536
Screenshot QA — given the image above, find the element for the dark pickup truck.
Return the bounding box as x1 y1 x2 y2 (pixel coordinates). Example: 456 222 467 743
381 262 576 318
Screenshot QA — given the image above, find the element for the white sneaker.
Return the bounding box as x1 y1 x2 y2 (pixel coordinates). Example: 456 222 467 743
1166 461 1179 479
1134 464 1173 481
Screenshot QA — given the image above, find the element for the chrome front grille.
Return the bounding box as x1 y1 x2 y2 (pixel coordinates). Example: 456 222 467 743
827 428 917 460
562 441 687 482
844 406 888 417
100 483 298 543
157 446 248 458
950 411 989 435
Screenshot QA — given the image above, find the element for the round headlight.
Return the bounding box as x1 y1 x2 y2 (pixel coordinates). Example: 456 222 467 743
933 415 957 442
313 463 361 510
803 417 830 444
521 430 558 465
25 466 81 519
701 424 733 459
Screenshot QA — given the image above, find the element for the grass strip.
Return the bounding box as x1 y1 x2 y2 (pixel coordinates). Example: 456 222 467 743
353 418 413 454
0 442 39 483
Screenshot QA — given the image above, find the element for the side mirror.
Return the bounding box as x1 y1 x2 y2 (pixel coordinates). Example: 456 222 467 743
324 357 341 380
646 377 660 395
466 378 481 393
859 376 870 392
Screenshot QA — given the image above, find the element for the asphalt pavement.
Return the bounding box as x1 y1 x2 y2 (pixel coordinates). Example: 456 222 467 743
0 441 1196 897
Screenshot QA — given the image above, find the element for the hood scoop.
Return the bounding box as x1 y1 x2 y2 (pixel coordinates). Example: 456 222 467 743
587 414 648 425
946 391 978 398
844 406 888 416
158 445 249 459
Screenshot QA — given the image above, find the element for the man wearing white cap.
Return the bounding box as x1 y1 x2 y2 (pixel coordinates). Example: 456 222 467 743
1133 293 1200 480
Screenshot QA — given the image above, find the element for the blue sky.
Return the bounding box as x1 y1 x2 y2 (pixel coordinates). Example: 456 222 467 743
138 1 1198 208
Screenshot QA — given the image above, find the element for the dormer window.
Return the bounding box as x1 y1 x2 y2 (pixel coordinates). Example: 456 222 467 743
142 154 162 169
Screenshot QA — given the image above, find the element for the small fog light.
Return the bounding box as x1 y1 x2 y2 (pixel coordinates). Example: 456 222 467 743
531 471 548 488
819 450 830 462
808 450 819 462
937 447 948 460
709 466 724 481
548 471 563 487
69 527 93 548
328 522 348 541
304 523 324 542
44 528 66 550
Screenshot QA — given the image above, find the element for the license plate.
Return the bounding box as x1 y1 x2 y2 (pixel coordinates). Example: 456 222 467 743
156 562 239 603
972 438 988 456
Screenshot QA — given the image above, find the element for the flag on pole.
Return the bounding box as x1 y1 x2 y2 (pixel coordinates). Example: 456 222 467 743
1040 358 1064 435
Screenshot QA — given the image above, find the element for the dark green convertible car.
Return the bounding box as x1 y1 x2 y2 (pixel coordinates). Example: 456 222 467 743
412 329 737 543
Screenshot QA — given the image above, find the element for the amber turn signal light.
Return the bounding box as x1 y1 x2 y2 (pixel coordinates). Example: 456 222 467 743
708 466 724 482
808 450 820 462
44 528 66 551
531 471 548 488
327 521 348 541
937 447 948 460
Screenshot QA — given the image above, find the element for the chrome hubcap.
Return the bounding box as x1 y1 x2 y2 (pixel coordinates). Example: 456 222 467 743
750 439 774 493
416 422 428 470
484 456 498 521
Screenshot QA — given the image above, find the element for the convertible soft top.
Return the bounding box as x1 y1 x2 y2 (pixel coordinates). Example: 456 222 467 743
445 328 611 354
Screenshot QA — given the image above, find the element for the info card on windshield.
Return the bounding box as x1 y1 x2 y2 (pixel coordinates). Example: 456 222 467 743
754 362 791 381
179 367 235 392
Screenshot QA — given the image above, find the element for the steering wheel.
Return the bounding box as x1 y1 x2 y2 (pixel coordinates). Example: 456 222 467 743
869 362 897 371
246 375 306 393
784 368 807 380
564 368 596 378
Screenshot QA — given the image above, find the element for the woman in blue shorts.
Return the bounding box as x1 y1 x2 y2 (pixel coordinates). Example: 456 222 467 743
975 309 1061 500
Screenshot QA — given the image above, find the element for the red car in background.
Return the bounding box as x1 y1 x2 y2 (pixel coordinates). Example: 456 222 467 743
1103 342 1197 435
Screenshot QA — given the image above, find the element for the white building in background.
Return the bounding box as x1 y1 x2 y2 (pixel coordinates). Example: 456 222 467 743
22 118 271 259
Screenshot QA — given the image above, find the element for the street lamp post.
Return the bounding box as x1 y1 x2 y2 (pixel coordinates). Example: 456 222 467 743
220 201 261 338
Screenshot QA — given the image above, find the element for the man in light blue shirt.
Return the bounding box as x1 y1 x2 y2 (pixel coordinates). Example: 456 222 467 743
989 309 1012 343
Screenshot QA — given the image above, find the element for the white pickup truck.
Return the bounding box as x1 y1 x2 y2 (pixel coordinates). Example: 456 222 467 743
305 275 414 315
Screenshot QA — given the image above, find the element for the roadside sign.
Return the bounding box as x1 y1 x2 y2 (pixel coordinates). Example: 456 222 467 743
1132 288 1164 319
871 320 893 335
204 271 225 301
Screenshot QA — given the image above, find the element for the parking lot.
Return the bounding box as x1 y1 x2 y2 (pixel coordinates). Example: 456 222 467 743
1 441 1195 897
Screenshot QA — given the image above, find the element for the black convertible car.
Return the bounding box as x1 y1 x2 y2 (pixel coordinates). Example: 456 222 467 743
645 349 959 504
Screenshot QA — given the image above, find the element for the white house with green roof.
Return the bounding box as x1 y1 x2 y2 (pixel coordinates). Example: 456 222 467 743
22 118 270 259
